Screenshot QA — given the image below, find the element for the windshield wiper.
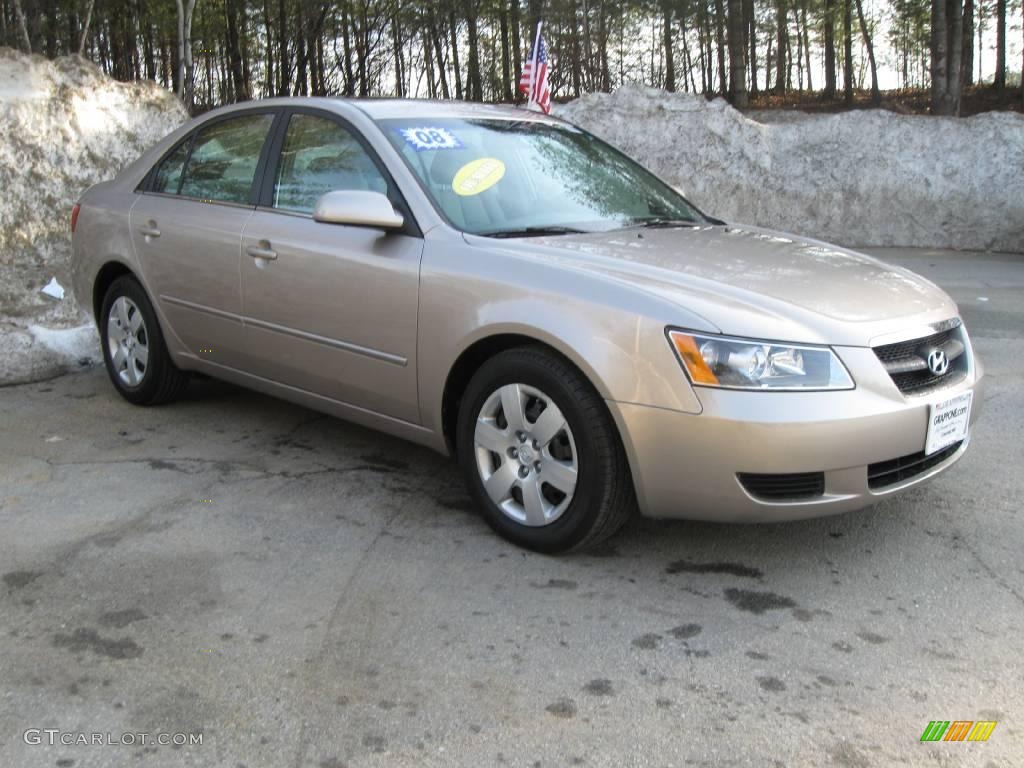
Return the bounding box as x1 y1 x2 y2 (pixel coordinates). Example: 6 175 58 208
627 217 702 229
477 225 589 238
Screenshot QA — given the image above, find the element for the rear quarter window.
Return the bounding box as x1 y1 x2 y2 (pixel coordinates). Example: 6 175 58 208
152 138 191 194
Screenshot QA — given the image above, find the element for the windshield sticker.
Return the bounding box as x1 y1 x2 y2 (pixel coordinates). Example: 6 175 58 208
452 157 505 196
397 126 463 151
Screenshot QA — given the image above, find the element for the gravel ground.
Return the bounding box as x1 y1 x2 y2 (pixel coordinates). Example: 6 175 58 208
0 248 1021 767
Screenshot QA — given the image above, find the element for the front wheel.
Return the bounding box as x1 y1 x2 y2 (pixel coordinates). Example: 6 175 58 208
456 347 636 552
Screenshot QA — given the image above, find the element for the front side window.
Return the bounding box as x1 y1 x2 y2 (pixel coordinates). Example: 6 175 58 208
379 117 703 236
273 114 388 214
152 138 191 194
179 113 274 204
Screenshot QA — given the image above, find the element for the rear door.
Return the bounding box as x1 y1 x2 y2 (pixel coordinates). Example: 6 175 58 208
239 109 423 423
131 110 277 370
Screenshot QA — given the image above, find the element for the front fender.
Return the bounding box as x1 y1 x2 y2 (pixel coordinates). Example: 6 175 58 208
417 237 704 440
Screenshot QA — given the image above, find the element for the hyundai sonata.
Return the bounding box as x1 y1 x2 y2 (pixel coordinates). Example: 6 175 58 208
71 98 983 551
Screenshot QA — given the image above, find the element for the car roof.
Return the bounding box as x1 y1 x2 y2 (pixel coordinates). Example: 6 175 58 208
344 98 560 123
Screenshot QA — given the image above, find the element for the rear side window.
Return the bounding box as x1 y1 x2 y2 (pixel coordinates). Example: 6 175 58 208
179 113 274 204
272 114 388 214
152 138 191 194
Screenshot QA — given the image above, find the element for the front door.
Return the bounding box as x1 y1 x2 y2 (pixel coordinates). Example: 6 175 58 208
240 111 423 424
131 111 276 370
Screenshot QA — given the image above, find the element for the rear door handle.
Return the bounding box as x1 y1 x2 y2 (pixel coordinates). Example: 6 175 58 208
246 243 278 261
138 223 161 238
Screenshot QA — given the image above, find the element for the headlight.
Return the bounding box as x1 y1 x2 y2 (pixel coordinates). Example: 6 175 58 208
667 329 854 390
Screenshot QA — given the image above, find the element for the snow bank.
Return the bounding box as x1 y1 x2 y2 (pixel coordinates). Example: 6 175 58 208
0 48 187 384
558 86 1024 253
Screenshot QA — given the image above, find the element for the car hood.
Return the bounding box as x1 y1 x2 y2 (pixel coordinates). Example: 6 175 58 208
467 224 959 346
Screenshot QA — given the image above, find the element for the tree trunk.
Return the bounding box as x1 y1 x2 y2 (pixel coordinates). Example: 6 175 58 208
931 0 949 112
225 0 248 100
824 0 836 97
465 5 482 101
853 0 879 103
727 0 747 105
175 0 197 106
714 0 727 94
78 0 95 55
662 1 675 92
499 10 512 101
745 0 757 93
842 0 853 103
801 1 812 91
277 0 289 96
775 0 787 93
994 0 1006 90
449 12 462 99
962 0 974 85
510 0 523 88
12 0 31 53
945 0 964 113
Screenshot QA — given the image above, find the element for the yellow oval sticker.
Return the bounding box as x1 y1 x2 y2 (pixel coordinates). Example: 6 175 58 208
452 157 505 196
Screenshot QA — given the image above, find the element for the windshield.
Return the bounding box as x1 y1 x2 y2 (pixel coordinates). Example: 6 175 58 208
378 117 703 236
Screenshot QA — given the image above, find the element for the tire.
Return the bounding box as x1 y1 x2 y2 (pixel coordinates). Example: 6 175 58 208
456 346 636 553
100 275 189 405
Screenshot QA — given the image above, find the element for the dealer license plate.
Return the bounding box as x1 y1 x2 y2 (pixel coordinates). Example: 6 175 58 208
925 391 972 455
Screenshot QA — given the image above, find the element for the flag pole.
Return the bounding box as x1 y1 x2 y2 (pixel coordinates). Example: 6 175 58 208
527 21 542 111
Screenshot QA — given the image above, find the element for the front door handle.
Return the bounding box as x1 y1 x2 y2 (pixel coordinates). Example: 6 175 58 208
138 222 161 238
246 243 278 261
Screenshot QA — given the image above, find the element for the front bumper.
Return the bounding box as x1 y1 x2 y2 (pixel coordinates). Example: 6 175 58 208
609 345 984 522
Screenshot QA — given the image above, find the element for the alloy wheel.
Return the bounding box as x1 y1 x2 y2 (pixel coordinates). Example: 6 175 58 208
106 296 149 387
473 383 579 526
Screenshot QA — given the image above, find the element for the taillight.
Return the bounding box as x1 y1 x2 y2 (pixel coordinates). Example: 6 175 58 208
71 203 81 234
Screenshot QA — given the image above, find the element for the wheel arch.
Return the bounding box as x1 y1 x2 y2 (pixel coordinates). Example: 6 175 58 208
439 329 616 456
92 260 137 324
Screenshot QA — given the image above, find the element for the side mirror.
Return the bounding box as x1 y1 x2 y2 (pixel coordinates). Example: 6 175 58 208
313 190 404 230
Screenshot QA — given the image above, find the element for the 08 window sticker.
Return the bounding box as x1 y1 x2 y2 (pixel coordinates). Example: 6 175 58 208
397 126 464 151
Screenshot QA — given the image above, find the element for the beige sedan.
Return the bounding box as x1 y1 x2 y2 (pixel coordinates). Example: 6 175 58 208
71 98 983 551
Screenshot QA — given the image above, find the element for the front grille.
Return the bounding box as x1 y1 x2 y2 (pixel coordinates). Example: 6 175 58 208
737 472 825 501
867 440 964 489
873 324 968 395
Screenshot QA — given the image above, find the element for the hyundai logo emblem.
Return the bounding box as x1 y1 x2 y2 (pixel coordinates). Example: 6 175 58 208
926 349 950 376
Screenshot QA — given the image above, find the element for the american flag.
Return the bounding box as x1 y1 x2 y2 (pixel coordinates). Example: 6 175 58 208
518 23 551 114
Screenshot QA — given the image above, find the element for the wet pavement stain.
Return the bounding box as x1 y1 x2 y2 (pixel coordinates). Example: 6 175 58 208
632 633 661 650
723 588 797 614
856 631 889 645
668 623 702 639
531 579 578 590
98 608 147 628
583 678 614 696
666 560 763 578
359 453 410 471
545 698 577 718
757 676 787 692
3 570 43 589
53 628 144 660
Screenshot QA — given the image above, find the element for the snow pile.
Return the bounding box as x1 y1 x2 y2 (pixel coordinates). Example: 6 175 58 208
559 86 1024 253
0 48 187 384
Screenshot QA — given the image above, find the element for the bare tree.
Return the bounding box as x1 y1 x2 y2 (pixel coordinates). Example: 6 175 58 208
853 0 879 103
728 0 748 105
12 0 32 53
176 0 197 104
78 0 96 55
994 0 1006 91
931 0 949 111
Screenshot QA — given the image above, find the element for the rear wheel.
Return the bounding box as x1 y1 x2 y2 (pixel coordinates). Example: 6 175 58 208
456 346 636 552
100 275 188 405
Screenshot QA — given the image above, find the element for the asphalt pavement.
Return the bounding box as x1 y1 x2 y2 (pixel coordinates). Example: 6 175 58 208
1 248 1021 767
